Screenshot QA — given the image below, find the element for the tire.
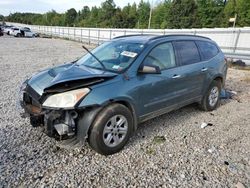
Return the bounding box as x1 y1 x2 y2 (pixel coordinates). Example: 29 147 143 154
17 33 21 37
88 103 133 155
200 80 221 111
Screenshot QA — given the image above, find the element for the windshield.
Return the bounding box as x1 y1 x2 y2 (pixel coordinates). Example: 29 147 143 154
76 41 145 72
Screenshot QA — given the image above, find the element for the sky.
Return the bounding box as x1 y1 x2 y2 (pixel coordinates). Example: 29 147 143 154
0 0 143 16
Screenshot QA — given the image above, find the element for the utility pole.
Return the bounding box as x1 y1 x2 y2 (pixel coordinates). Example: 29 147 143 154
233 14 237 28
148 0 153 29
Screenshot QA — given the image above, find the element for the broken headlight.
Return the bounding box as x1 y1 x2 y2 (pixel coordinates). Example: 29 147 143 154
42 88 90 108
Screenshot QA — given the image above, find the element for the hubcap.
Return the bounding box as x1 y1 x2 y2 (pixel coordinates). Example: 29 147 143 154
208 86 219 107
102 115 128 147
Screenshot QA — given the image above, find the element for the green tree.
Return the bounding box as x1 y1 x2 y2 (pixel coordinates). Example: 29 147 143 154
5 0 250 28
168 0 199 29
137 0 150 28
151 0 171 29
78 5 91 26
236 0 250 26
197 0 225 28
88 6 100 27
100 0 116 27
129 3 138 28
224 0 250 27
120 3 137 28
0 14 4 21
65 8 77 26
113 8 124 28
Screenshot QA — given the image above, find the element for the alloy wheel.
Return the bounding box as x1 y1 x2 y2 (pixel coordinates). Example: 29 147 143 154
102 115 128 147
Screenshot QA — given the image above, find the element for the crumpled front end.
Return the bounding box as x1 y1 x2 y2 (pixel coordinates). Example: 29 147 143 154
18 78 103 148
19 81 77 138
18 63 117 148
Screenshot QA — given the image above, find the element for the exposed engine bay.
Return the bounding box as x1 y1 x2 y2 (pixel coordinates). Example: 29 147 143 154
18 63 115 147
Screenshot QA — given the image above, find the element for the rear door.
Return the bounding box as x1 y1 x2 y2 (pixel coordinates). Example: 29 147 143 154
173 40 208 101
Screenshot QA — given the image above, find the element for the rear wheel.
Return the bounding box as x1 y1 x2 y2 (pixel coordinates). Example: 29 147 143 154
200 80 221 111
88 103 133 155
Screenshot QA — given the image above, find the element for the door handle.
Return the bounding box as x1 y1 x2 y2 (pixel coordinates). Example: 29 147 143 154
172 74 181 79
201 68 208 72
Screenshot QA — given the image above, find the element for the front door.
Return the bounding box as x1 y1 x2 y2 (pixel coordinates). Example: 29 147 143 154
136 42 189 118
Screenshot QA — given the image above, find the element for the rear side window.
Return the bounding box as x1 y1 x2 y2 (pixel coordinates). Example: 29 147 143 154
173 41 200 65
196 41 219 60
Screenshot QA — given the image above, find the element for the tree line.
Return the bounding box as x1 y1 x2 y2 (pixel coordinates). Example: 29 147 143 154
2 0 250 29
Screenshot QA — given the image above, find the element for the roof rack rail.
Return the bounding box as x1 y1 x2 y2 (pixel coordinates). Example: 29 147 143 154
149 34 211 40
113 34 153 39
113 34 211 41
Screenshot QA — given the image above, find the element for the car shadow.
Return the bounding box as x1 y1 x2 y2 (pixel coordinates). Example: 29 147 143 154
127 98 234 148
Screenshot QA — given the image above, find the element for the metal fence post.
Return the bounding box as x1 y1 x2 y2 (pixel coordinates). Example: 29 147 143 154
110 30 112 39
68 27 70 39
74 27 76 41
233 29 241 53
88 29 91 45
80 28 82 42
98 29 100 45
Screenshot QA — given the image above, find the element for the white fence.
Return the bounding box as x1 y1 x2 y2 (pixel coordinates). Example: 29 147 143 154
7 22 250 61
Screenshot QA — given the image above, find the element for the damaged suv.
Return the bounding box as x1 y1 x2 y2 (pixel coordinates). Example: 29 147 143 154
20 35 227 155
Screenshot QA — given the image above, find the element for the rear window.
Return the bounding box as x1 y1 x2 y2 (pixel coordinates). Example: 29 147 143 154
173 41 201 65
196 41 219 60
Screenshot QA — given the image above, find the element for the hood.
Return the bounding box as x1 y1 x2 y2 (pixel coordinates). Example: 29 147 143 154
28 63 117 96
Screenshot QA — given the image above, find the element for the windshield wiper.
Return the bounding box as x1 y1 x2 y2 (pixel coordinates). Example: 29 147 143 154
82 45 106 71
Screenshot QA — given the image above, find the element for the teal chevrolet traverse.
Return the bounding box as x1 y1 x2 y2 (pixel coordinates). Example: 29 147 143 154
19 34 228 155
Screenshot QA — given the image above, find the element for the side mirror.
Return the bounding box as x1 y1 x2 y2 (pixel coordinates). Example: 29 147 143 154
138 65 161 74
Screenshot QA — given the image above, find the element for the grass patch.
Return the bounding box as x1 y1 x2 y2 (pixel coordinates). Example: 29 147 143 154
145 147 156 155
152 136 166 144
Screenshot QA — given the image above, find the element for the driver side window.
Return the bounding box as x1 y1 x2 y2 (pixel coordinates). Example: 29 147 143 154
143 42 176 70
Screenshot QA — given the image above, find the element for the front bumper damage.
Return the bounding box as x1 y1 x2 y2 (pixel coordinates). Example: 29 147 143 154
19 82 101 149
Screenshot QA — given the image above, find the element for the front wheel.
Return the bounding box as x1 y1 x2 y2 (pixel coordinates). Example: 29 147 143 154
200 80 221 111
88 103 133 155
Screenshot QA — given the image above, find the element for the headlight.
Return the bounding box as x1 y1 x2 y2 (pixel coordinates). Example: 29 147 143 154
42 88 90 108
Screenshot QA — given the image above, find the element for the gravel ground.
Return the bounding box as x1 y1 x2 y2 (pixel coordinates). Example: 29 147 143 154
0 35 249 188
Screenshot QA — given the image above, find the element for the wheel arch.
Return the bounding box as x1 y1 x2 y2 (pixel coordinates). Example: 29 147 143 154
213 75 223 85
202 74 224 99
77 98 138 144
109 99 138 131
